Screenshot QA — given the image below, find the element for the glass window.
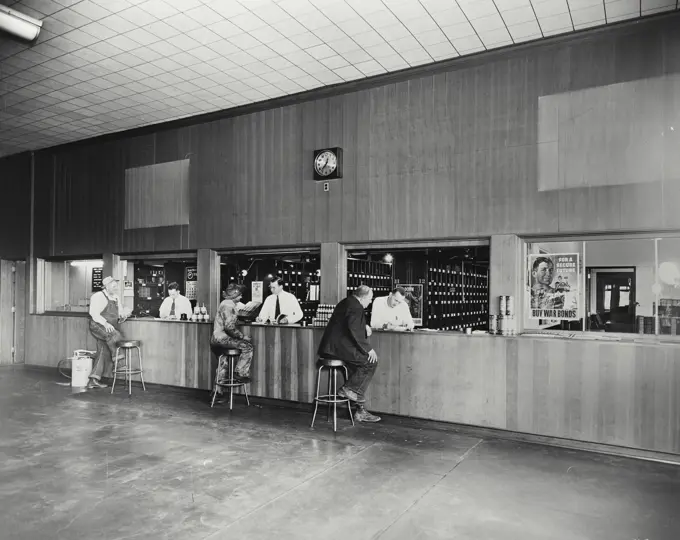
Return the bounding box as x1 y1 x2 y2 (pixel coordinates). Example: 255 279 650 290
43 258 103 312
120 257 197 318
219 250 321 324
346 246 490 330
524 237 673 335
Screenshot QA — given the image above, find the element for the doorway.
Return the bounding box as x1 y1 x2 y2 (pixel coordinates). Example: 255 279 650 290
588 267 636 333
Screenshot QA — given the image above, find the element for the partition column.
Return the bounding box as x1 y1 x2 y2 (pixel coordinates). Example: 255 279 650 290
320 242 347 305
197 249 219 316
103 253 121 282
489 235 523 325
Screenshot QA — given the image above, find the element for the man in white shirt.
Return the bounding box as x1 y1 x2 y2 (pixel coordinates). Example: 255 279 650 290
159 282 193 320
256 277 303 324
370 287 415 331
88 276 131 389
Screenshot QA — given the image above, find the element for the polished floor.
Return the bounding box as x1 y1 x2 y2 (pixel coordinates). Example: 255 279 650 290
1 366 679 540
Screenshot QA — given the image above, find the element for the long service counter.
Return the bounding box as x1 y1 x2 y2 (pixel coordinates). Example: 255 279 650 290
25 314 680 456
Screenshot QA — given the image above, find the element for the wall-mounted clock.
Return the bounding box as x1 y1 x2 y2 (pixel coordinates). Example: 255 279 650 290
313 147 343 180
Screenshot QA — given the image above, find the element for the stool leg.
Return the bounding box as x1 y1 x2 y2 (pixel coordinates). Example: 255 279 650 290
111 347 121 394
136 346 146 391
310 366 323 428
343 366 354 426
326 367 332 421
229 356 234 411
127 349 132 396
332 368 338 432
242 380 250 406
210 363 221 408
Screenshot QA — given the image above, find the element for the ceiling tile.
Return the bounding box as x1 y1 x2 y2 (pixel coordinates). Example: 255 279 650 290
533 0 571 17
508 19 543 39
499 5 538 25
138 0 181 19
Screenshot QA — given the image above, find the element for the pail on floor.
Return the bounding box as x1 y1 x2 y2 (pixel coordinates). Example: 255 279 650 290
71 355 93 387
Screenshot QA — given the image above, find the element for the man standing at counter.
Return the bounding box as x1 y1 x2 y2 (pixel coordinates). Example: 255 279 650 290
370 286 415 331
159 282 192 320
318 285 381 423
256 277 303 324
88 276 129 389
211 284 254 383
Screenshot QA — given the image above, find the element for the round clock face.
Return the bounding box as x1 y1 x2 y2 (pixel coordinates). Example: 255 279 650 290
314 150 337 176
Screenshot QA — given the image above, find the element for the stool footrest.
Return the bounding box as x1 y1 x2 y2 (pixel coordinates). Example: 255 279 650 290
215 380 248 387
315 394 351 404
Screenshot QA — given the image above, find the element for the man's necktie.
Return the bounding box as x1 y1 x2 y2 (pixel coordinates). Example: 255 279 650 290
170 299 176 317
275 295 281 319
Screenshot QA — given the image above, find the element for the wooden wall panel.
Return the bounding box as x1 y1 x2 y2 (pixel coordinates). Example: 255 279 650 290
0 153 31 259
0 261 15 364
13 261 26 364
4 13 678 258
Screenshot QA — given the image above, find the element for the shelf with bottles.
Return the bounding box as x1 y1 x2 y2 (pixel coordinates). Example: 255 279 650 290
133 265 166 317
312 304 336 327
300 300 320 325
276 266 321 305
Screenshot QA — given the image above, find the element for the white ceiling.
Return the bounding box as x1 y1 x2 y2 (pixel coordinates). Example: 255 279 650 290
0 0 677 158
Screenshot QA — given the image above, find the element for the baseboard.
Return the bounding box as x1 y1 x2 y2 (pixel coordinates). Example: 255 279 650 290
18 364 680 466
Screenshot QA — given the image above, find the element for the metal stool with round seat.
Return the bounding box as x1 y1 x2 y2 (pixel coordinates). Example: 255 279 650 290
112 340 145 395
211 348 250 410
311 355 355 432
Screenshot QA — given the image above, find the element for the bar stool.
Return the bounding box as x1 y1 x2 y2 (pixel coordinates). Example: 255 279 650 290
112 340 145 395
311 356 354 432
211 348 250 410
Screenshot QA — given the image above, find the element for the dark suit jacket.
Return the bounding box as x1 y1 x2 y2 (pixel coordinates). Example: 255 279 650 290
317 296 371 361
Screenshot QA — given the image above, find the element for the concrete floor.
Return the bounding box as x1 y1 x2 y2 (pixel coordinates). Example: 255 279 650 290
1 367 679 540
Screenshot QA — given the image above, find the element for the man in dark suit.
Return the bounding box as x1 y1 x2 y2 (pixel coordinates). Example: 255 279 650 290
318 285 381 423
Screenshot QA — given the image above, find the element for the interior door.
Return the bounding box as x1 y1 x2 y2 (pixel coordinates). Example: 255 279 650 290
595 270 636 331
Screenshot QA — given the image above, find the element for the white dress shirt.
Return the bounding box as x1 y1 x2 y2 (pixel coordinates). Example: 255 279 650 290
159 294 193 319
89 290 121 326
258 290 303 324
370 295 415 330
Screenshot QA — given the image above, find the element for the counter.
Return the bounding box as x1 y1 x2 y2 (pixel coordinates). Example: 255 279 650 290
24 314 680 455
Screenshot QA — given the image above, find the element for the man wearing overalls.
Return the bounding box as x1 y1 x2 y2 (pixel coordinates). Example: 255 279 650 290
88 276 129 389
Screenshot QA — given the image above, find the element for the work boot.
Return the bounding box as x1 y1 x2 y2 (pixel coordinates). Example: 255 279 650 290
354 406 381 423
87 378 108 389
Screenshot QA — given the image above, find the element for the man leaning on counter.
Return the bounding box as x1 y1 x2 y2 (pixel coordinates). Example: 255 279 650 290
256 277 303 324
159 282 192 320
370 287 415 331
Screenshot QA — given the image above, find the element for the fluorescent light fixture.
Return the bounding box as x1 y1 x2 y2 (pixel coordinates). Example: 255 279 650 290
70 260 103 267
0 5 42 41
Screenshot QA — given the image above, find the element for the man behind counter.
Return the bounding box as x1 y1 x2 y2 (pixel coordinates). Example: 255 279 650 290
370 287 415 331
159 282 193 320
256 277 303 324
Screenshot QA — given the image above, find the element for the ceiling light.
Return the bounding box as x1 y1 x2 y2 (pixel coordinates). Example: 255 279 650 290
0 5 43 41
